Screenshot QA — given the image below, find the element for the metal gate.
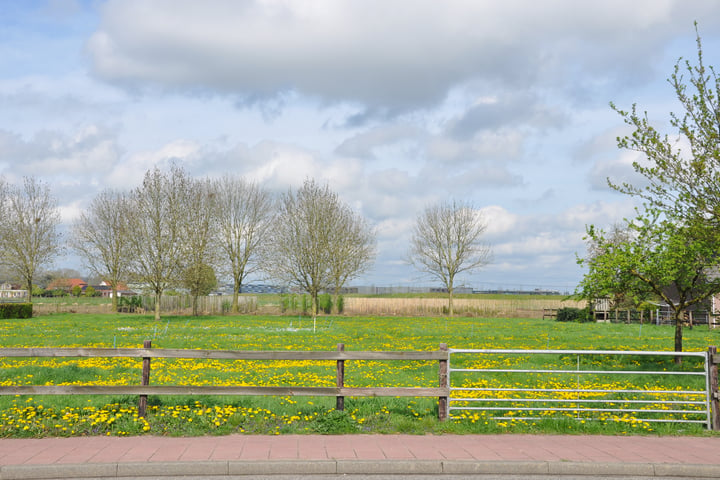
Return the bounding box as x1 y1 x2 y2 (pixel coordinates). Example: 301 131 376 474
447 349 711 428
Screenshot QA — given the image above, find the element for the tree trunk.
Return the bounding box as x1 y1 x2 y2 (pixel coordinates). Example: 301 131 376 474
154 292 162 321
231 276 241 314
192 294 199 316
674 311 683 364
24 274 33 304
448 288 454 317
311 291 319 317
111 285 118 312
333 286 341 315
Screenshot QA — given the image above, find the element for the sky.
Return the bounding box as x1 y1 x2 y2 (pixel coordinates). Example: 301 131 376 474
2 0 720 293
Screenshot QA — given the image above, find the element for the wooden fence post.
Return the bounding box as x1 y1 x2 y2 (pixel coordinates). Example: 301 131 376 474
138 340 152 418
438 343 448 421
336 343 345 411
709 346 719 431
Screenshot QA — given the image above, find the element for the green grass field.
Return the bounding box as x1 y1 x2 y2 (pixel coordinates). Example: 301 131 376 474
1 313 719 438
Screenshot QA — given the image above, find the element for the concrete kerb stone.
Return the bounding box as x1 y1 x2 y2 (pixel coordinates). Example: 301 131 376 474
4 460 720 479
441 460 549 475
0 463 117 480
653 463 720 478
117 461 228 478
549 461 655 477
336 460 443 474
228 460 336 475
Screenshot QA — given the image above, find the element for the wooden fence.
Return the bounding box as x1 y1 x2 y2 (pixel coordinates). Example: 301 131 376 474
139 295 258 315
0 343 450 420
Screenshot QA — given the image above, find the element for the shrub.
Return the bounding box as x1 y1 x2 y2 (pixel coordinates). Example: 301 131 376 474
310 409 359 434
280 294 299 313
556 307 592 323
117 296 143 313
318 293 333 314
0 303 32 319
221 300 232 315
336 295 344 314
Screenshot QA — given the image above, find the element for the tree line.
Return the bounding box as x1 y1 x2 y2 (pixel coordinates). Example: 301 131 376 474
0 167 493 320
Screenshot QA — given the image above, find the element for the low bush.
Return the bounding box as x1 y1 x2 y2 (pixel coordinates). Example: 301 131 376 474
0 303 32 319
556 307 592 323
318 294 333 314
117 296 143 313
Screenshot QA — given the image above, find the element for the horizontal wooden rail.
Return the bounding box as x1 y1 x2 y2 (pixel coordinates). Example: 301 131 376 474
0 344 451 420
0 347 448 361
0 386 449 397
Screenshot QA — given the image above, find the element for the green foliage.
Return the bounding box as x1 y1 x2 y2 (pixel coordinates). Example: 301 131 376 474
336 295 344 313
221 300 232 315
117 296 142 313
0 303 32 319
555 307 592 323
310 409 359 434
609 25 720 228
577 210 720 352
318 293 333 314
84 286 96 297
593 26 720 354
71 285 82 297
280 294 299 313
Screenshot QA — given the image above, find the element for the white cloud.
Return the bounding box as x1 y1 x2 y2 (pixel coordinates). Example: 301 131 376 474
106 139 200 189
87 0 719 115
479 205 520 239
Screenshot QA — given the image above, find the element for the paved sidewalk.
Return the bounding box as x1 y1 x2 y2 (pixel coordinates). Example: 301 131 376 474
1 434 720 478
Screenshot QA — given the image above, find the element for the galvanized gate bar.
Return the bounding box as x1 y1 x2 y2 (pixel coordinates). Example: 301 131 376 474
447 348 712 429
453 387 705 394
450 368 704 376
450 348 707 356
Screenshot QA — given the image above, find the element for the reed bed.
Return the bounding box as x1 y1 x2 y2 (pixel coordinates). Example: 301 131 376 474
343 297 585 317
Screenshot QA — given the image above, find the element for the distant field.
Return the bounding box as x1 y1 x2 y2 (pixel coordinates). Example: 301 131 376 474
1 313 718 438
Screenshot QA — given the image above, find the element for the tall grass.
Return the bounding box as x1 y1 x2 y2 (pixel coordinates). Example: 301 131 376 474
343 297 584 317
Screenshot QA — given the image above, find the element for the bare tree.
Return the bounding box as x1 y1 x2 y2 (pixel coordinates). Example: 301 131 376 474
126 166 190 321
266 179 375 316
180 177 219 316
408 200 492 316
328 205 376 309
213 175 274 313
0 177 62 300
0 176 9 281
71 189 131 311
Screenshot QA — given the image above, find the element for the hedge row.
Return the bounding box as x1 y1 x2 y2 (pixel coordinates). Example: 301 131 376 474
555 307 593 323
0 303 33 319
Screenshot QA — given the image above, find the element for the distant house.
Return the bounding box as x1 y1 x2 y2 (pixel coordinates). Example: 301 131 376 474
95 281 136 298
0 282 27 299
46 278 88 293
